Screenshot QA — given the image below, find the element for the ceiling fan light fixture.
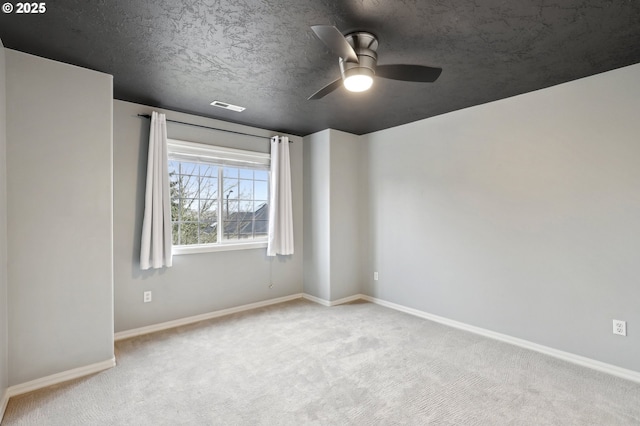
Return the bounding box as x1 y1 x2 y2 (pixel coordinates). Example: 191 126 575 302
344 74 373 92
342 66 375 92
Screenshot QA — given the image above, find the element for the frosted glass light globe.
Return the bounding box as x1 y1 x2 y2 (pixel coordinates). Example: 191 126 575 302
343 74 373 92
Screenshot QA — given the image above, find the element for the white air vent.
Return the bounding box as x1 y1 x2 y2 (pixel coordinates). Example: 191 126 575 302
210 100 245 112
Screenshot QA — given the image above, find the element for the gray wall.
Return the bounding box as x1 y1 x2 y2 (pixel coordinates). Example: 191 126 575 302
303 129 363 301
363 63 640 372
113 100 303 332
303 130 331 300
6 50 114 385
0 40 8 399
328 130 363 300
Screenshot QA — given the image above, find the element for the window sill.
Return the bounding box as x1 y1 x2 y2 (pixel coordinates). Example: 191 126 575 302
172 241 268 255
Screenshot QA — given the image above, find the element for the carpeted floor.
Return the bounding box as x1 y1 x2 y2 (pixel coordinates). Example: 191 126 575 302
3 299 640 425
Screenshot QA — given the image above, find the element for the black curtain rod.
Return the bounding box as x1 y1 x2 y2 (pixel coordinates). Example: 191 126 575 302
137 114 291 142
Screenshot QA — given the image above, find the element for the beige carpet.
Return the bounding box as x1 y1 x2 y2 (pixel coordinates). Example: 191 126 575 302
3 299 640 425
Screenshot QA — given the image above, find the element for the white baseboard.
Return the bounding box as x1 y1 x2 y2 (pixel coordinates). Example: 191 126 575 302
115 293 362 342
360 294 640 384
0 388 9 424
115 290 639 384
6 357 116 399
115 293 304 341
302 293 362 307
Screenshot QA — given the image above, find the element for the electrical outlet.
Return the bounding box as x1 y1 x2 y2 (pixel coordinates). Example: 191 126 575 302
374 272 379 281
613 319 626 336
143 291 152 303
269 283 274 289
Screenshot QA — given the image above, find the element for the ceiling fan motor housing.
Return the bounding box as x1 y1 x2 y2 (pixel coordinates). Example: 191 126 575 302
339 32 379 81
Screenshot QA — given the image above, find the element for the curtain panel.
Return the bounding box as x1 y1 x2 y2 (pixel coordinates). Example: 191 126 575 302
140 111 173 269
267 136 294 256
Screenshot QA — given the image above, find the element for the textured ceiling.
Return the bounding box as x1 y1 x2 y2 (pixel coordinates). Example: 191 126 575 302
1 1 639 136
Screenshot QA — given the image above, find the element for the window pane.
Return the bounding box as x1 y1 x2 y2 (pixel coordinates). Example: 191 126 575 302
223 167 238 178
172 223 179 245
225 200 238 216
200 200 217 223
168 161 180 175
180 222 198 245
238 180 253 200
223 178 238 200
237 211 252 222
223 221 238 240
171 198 180 222
180 162 199 176
254 180 268 201
199 177 218 199
254 202 268 218
239 220 253 238
239 169 253 179
254 170 268 181
169 174 180 204
254 220 268 237
180 174 199 198
239 201 253 215
237 201 253 220
199 222 217 244
180 198 198 221
199 164 218 177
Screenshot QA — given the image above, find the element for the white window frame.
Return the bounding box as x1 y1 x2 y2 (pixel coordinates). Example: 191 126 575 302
167 139 270 255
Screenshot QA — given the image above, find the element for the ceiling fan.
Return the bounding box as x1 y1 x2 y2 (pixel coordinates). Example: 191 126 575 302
308 25 442 100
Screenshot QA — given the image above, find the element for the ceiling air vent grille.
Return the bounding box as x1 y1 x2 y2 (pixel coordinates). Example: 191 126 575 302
210 100 245 112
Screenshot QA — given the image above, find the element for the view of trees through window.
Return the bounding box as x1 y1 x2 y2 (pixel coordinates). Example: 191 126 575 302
169 161 269 245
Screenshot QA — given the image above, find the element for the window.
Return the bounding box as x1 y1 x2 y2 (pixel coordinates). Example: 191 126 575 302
167 139 270 254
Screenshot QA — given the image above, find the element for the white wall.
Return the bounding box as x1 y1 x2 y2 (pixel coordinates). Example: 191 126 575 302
6 50 114 385
0 39 9 411
303 129 363 301
363 63 640 372
113 100 303 332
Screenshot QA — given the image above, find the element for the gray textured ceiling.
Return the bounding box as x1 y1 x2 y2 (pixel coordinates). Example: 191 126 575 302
1 1 639 136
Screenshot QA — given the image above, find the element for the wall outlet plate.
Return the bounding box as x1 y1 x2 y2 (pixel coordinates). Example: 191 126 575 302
143 291 152 303
613 319 626 336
